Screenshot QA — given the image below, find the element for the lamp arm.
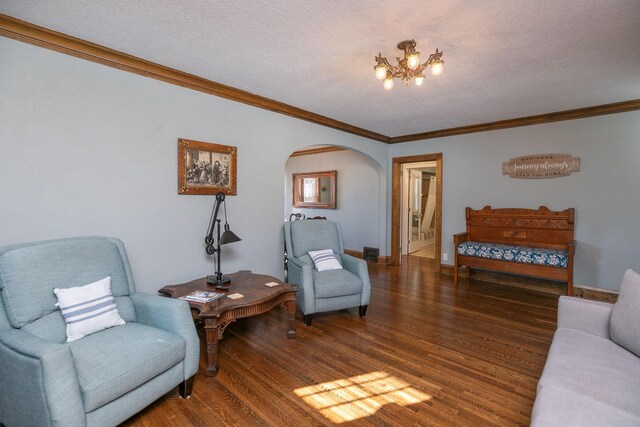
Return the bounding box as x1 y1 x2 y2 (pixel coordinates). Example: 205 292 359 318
419 49 443 69
205 192 226 254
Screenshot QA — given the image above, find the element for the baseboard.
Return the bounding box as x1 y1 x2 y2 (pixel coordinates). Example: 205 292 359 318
344 249 389 265
572 285 618 303
440 263 618 302
344 249 362 258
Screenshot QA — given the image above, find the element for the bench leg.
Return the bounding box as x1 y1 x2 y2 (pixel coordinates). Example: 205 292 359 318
454 263 458 287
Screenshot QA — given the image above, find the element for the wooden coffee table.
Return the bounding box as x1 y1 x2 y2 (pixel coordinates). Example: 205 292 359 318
158 270 297 377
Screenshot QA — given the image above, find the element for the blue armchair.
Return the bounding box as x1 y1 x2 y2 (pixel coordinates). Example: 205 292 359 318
0 237 199 427
284 220 371 325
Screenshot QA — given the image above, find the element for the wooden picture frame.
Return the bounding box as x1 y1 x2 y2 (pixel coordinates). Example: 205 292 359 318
292 170 337 209
178 138 237 195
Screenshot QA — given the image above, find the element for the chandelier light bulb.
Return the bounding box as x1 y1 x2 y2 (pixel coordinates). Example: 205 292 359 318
374 65 387 80
383 77 394 90
415 75 425 86
407 53 420 70
431 60 444 76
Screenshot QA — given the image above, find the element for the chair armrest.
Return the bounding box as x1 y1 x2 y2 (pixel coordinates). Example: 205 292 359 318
557 296 613 339
287 258 315 314
341 254 371 306
0 329 85 427
131 293 200 379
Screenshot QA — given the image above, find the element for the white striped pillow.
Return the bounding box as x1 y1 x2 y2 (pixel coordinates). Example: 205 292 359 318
308 249 343 272
54 276 125 342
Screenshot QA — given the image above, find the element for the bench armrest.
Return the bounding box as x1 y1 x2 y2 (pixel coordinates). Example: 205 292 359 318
131 293 200 379
557 296 613 339
0 329 85 427
453 232 469 245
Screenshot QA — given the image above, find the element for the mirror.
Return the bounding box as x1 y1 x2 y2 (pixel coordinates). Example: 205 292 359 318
292 170 337 209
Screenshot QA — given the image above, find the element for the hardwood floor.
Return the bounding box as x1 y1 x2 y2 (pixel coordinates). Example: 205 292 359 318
124 256 559 426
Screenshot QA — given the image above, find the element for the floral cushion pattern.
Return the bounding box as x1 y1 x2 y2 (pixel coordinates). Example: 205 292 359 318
457 241 568 268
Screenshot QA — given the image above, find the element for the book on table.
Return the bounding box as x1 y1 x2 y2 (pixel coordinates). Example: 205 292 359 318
179 290 224 303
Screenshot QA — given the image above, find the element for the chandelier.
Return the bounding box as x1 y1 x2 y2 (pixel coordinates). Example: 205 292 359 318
374 39 444 90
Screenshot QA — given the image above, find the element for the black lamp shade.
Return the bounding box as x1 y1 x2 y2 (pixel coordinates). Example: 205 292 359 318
219 227 241 245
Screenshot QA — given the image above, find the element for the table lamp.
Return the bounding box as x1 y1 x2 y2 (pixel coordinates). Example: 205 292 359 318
204 191 241 289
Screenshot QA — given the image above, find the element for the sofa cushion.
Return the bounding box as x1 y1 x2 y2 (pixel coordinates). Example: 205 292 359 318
457 241 568 268
538 327 640 417
531 384 640 427
68 322 185 412
0 237 136 328
312 269 362 299
610 268 640 357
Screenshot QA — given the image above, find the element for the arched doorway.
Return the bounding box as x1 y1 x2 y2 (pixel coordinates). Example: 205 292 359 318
284 145 384 259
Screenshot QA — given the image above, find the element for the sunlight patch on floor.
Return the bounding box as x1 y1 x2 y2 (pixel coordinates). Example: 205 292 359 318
294 371 431 423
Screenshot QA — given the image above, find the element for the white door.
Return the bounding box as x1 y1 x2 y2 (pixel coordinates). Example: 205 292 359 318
407 170 423 253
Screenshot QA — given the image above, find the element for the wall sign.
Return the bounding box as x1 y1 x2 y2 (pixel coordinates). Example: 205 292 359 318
502 154 580 179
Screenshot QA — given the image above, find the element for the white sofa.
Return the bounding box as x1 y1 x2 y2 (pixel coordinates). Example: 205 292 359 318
531 293 640 426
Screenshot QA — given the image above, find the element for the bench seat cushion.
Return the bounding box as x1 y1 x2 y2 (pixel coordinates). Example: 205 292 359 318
457 241 568 268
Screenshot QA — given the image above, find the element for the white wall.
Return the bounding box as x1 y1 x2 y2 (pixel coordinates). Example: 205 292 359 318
389 111 640 290
0 38 388 293
2 36 637 292
284 149 382 252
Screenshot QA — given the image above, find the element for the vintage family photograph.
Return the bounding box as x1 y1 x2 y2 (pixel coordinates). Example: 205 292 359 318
178 139 237 195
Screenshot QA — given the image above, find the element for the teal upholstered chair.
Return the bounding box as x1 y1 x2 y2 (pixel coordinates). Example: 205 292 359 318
0 237 199 427
284 220 371 325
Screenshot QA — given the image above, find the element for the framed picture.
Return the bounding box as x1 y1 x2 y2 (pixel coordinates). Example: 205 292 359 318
178 138 237 195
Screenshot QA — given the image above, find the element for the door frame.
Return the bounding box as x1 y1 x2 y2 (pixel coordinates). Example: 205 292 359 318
390 153 443 271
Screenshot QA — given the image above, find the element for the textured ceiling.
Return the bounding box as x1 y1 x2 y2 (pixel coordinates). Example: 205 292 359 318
2 0 640 137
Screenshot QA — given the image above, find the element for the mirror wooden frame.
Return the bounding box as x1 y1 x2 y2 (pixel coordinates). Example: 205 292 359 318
292 170 337 209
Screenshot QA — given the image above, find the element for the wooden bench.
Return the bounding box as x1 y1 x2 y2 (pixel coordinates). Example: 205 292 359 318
453 206 575 295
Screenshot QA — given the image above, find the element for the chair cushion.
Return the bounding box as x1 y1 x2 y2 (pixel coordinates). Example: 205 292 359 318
313 269 362 299
290 221 343 258
0 237 136 328
610 268 640 357
68 322 185 412
457 241 568 268
537 327 640 417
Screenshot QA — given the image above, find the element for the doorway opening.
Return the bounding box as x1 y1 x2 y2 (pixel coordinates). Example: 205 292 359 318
391 153 442 271
402 162 437 258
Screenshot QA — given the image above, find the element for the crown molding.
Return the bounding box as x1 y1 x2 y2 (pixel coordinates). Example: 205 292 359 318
2 14 638 146
389 99 640 143
289 146 346 157
0 14 390 143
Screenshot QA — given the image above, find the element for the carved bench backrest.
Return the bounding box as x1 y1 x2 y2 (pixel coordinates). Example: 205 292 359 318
466 206 574 250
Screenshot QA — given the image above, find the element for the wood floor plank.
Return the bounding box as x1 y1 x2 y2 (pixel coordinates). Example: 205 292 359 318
123 256 556 426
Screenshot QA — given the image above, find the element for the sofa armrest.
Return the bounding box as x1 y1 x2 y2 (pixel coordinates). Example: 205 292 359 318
0 329 85 427
341 254 372 306
557 296 613 339
131 293 200 379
